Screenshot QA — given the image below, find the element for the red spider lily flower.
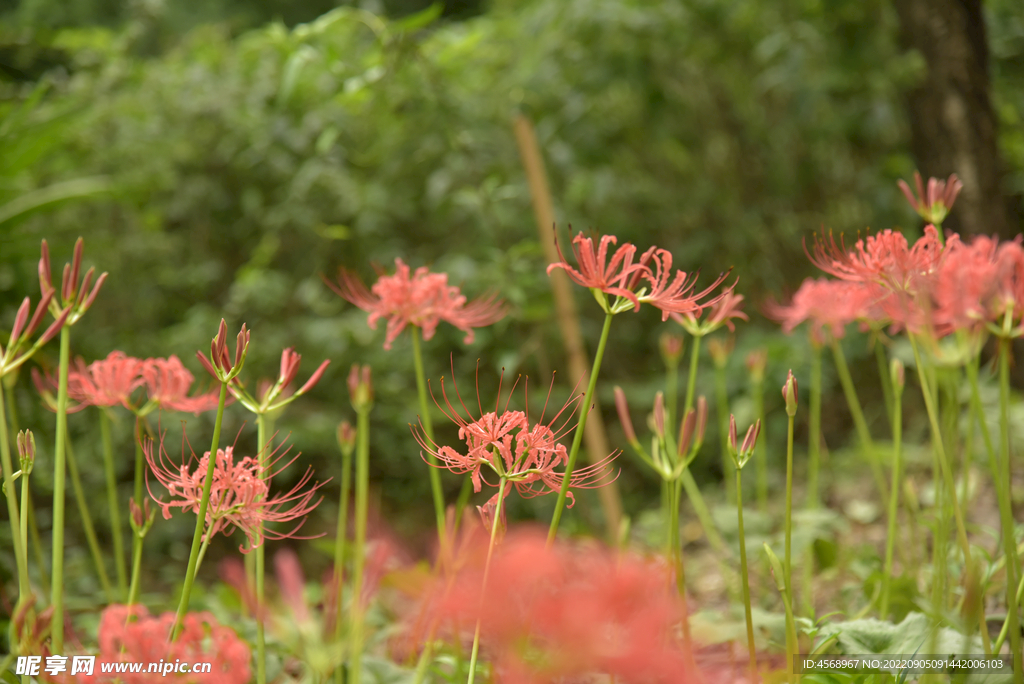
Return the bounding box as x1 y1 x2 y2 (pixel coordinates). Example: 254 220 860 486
807 225 959 295
899 171 963 226
416 528 695 684
140 356 222 414
764 278 882 344
411 371 617 516
94 604 250 684
65 351 145 411
638 247 732 321
145 434 325 553
547 232 648 311
672 288 747 335
38 237 108 327
327 258 506 350
921 234 1009 336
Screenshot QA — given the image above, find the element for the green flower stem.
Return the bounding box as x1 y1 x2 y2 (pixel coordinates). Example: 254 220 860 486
714 363 733 504
994 572 1024 656
907 337 974 582
127 525 145 608
255 414 273 684
668 473 693 650
829 339 888 503
736 467 757 684
19 457 29 594
411 327 446 543
50 326 71 654
100 410 128 600
753 376 768 512
666 356 680 431
874 336 894 433
548 312 613 543
467 476 508 684
784 410 795 613
880 377 903 619
333 438 354 684
998 336 1023 683
170 380 229 641
27 489 48 590
133 416 146 516
65 437 115 602
348 403 371 684
682 334 700 416
0 380 29 613
808 345 822 509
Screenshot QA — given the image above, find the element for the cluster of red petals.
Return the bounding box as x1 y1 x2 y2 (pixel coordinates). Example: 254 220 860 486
145 439 324 553
548 230 731 320
412 374 617 513
86 604 250 684
328 258 506 350
141 356 222 413
66 351 144 411
415 528 695 684
764 278 880 344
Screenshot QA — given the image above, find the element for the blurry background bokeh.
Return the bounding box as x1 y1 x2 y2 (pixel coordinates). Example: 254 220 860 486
1 0 1022 591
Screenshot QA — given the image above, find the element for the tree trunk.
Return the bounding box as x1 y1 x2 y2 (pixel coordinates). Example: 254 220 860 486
893 0 1014 239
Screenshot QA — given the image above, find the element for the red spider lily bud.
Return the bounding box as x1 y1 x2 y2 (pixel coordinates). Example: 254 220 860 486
740 419 761 455
69 237 83 300
348 364 372 411
652 392 665 438
80 272 107 312
17 430 35 472
129 497 155 535
659 332 684 366
202 320 250 381
9 297 30 345
707 335 734 369
235 325 249 370
279 348 301 387
898 171 963 226
25 291 52 340
728 414 738 454
890 359 905 394
695 396 708 446
783 370 798 417
61 262 72 302
337 421 356 458
39 239 53 298
745 348 767 384
75 267 94 308
677 408 697 457
296 359 330 395
613 386 637 445
39 306 70 344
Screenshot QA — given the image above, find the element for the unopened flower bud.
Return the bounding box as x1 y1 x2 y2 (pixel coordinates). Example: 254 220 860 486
728 414 738 454
695 396 708 446
745 349 768 384
740 420 761 456
129 497 154 536
652 392 665 438
614 386 638 445
16 430 35 472
678 408 697 457
783 370 798 417
659 332 684 366
348 364 373 411
890 359 905 394
337 421 357 458
707 336 734 369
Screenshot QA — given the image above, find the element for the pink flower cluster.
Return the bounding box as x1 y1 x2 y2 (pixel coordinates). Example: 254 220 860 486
145 440 324 552
415 529 695 684
329 258 506 349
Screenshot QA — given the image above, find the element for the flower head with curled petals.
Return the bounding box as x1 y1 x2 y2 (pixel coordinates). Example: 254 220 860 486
411 368 618 518
547 232 647 312
327 258 506 350
672 288 747 336
139 356 222 415
765 278 881 344
66 351 145 411
145 434 325 553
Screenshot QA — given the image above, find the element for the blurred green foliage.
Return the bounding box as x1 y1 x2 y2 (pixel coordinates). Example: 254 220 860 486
0 0 1022 567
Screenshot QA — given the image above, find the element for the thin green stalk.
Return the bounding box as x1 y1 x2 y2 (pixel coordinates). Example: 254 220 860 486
127 525 144 608
880 377 903 619
669 474 693 649
830 339 888 503
411 327 447 543
714 363 733 504
998 336 1023 682
808 345 822 509
349 404 371 684
736 468 757 683
874 335 894 433
170 380 229 641
19 456 29 596
666 357 680 431
27 489 47 590
50 325 71 654
0 382 29 614
333 440 354 684
100 410 128 600
753 377 768 512
256 414 273 684
548 312 613 543
133 416 146 520
467 476 507 684
908 335 976 626
995 572 1024 656
65 437 115 602
784 411 795 613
